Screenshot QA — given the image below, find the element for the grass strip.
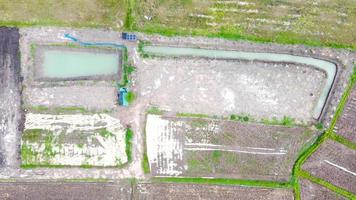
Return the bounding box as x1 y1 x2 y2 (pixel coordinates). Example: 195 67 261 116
176 113 210 118
125 128 133 163
142 152 150 174
330 133 356 150
153 177 291 189
298 170 356 199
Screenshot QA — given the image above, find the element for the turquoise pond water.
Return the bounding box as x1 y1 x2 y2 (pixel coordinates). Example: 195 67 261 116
143 46 337 119
42 50 119 78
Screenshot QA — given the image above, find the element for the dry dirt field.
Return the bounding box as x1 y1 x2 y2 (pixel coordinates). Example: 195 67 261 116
334 85 356 143
146 114 318 181
302 140 356 193
137 57 325 122
300 178 346 200
133 182 294 200
0 181 132 200
23 83 117 110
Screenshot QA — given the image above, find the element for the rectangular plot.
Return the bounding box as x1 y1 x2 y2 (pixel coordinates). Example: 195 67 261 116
138 57 325 122
133 182 294 200
21 113 127 167
0 182 132 200
35 46 121 80
146 114 317 180
0 27 21 167
24 85 117 110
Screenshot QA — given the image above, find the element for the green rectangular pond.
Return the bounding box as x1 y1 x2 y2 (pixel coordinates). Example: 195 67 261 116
41 48 119 79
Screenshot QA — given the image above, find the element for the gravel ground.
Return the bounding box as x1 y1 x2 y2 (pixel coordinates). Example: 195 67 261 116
300 178 346 200
137 57 325 122
137 33 356 126
133 182 294 200
302 140 356 193
0 181 132 200
0 27 22 168
24 84 117 110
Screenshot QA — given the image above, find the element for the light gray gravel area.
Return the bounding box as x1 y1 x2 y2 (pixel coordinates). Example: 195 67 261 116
137 34 356 125
23 85 117 110
137 57 326 122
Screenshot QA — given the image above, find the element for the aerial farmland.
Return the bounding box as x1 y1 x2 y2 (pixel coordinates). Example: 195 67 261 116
0 0 355 200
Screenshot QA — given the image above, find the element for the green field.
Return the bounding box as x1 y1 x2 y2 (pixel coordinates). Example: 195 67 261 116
0 0 354 49
0 0 126 28
133 0 356 49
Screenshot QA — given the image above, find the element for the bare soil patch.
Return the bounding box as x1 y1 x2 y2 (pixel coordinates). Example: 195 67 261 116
133 182 294 200
300 178 346 200
0 27 22 168
23 84 117 110
0 181 131 200
302 140 356 193
137 57 325 122
146 114 318 181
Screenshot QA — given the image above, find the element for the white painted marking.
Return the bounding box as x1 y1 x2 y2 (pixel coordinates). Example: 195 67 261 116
184 147 287 155
186 143 286 152
324 160 356 176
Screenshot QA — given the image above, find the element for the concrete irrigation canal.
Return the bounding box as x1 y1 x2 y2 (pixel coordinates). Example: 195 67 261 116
143 46 337 120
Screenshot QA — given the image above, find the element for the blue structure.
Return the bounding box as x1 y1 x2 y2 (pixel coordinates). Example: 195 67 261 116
122 32 137 41
118 87 129 106
64 33 126 49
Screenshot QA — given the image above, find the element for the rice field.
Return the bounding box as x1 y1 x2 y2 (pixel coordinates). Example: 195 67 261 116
134 0 356 49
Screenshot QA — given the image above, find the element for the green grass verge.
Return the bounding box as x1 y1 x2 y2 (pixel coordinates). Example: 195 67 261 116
146 107 165 115
125 91 136 104
142 152 150 174
330 133 356 150
24 105 89 114
125 128 133 163
176 113 210 118
298 170 356 199
153 177 291 189
136 24 356 51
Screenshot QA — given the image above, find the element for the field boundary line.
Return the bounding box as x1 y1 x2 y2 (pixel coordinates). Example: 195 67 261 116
330 133 356 150
298 170 356 199
152 177 292 189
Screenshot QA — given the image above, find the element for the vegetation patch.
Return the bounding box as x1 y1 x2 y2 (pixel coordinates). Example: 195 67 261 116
21 113 128 168
146 107 165 115
125 91 136 104
153 177 291 189
125 128 134 163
